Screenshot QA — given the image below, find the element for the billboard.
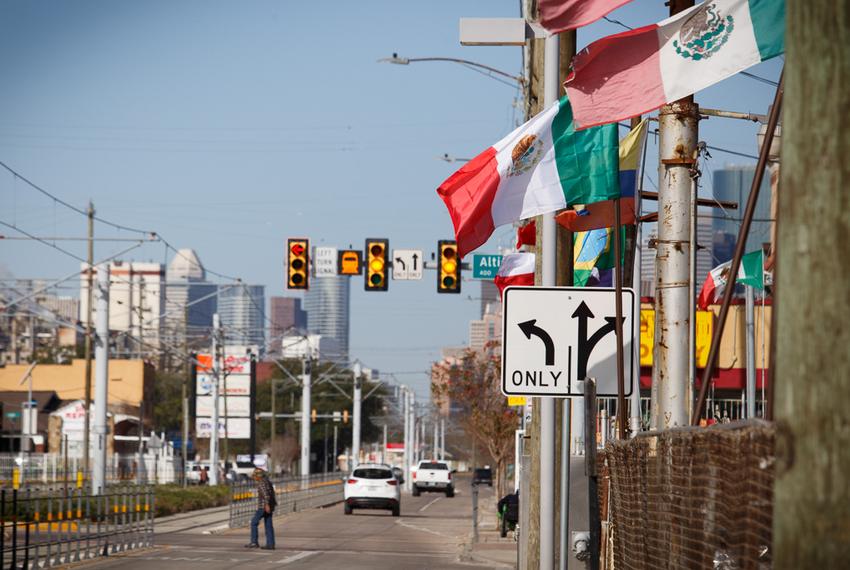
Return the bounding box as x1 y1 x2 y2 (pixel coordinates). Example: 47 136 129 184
194 350 255 440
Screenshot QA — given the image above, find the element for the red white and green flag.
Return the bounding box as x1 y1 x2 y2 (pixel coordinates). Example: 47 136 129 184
494 253 536 297
539 0 634 33
437 95 618 258
564 0 785 128
697 250 767 309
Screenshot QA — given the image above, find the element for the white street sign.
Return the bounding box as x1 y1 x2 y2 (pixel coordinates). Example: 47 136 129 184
501 287 635 397
391 249 423 280
314 246 338 276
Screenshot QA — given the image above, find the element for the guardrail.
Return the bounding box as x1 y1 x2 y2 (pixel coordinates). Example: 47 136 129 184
0 484 153 569
229 473 343 528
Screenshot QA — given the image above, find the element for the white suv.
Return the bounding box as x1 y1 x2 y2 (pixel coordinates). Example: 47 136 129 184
344 463 401 517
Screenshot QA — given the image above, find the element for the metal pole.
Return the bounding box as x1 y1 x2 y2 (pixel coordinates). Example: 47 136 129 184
408 391 415 489
402 389 409 489
630 155 647 435
432 418 438 461
440 417 445 460
209 313 221 485
83 202 95 475
652 96 698 429
300 357 311 477
333 424 338 472
558 399 571 570
419 418 425 464
745 285 756 419
382 424 388 465
270 378 276 473
693 70 784 425
688 173 698 422
92 264 109 494
540 31 559 570
352 361 362 468
613 202 628 440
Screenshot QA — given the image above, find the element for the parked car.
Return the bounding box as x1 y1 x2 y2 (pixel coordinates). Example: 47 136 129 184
472 467 493 487
344 463 400 516
412 460 454 497
392 466 405 485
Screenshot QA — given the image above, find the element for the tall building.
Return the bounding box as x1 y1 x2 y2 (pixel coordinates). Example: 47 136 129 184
270 297 307 337
80 261 165 358
480 280 500 319
304 275 350 364
469 302 501 352
711 165 772 263
165 249 217 351
217 284 266 350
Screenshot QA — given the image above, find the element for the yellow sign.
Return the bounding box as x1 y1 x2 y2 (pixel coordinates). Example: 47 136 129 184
507 396 527 407
338 250 362 276
640 309 713 368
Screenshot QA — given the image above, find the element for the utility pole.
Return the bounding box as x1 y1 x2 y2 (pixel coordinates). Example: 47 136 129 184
209 313 221 485
402 388 410 490
83 201 94 475
181 304 190 487
332 424 338 472
92 264 109 494
382 424 388 464
774 2 848 564
745 285 756 418
352 360 362 468
300 357 311 477
651 0 698 430
270 377 277 473
439 417 445 460
432 418 438 460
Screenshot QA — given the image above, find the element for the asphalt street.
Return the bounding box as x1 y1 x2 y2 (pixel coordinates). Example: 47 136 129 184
81 484 495 570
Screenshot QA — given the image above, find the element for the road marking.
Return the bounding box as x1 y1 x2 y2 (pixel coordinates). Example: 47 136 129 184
419 497 442 512
276 551 317 565
395 518 453 539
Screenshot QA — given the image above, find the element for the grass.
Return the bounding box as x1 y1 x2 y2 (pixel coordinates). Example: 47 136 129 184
154 484 231 518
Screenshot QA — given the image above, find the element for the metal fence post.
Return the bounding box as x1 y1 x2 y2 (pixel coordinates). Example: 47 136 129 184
472 483 479 544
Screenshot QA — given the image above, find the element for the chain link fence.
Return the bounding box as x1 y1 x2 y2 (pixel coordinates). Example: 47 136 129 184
603 420 774 569
229 472 343 528
0 484 154 569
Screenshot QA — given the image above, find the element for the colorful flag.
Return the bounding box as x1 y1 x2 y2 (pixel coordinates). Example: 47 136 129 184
738 249 765 289
494 253 536 296
539 0 634 33
573 227 625 286
564 0 785 128
556 119 648 232
516 220 537 249
437 95 619 257
697 260 732 309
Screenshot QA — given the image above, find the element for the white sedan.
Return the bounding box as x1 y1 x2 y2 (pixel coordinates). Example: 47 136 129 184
343 463 401 516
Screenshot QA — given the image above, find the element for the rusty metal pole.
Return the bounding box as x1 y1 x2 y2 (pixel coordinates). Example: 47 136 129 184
651 0 698 429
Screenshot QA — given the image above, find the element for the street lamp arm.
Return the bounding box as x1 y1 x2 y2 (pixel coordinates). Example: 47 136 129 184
379 53 525 85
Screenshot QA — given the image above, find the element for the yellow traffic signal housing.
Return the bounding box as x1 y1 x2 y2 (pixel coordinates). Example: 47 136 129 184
311 408 317 423
364 238 389 291
287 238 309 290
438 240 461 294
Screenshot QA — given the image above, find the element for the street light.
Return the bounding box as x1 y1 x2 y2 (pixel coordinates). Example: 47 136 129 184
378 53 525 86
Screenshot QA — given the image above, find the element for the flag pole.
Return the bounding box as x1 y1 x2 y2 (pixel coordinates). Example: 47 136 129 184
613 200 627 439
691 69 784 425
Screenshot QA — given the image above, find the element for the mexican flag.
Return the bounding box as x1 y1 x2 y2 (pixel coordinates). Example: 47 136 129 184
564 0 785 128
437 95 619 258
698 261 731 309
494 253 536 297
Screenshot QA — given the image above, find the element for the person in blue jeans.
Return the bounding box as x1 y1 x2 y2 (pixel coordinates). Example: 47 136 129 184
245 468 277 550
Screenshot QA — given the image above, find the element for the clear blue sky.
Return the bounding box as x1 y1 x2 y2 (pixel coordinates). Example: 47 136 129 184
0 1 782 402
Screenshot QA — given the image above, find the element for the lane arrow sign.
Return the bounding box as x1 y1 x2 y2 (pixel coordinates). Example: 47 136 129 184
412 253 419 271
395 257 406 271
571 301 624 380
518 319 555 366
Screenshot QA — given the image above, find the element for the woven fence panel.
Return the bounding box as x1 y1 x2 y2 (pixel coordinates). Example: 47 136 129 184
605 420 774 570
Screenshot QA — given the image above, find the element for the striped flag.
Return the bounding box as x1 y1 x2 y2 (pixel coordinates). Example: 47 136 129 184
539 0 635 33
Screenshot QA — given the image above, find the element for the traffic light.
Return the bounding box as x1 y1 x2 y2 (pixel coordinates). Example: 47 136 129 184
437 240 461 294
287 238 309 290
311 408 317 423
364 238 389 291
343 409 349 424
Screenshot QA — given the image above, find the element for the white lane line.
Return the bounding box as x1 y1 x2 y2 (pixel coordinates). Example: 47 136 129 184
395 518 453 539
276 551 318 565
419 497 442 512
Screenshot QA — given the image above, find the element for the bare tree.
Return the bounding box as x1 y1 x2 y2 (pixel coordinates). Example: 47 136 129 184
433 346 517 498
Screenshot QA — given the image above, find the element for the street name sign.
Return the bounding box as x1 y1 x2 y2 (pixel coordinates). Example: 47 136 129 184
472 254 503 279
314 246 338 277
501 286 635 397
391 249 423 280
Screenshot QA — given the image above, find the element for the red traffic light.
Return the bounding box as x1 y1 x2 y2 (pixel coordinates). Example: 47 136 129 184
290 243 305 256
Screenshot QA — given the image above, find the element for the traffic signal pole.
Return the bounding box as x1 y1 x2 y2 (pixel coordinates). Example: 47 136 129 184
352 360 362 468
300 357 312 477
209 314 221 485
92 264 109 494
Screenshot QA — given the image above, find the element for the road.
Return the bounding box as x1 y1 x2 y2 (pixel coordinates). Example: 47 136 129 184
83 484 495 569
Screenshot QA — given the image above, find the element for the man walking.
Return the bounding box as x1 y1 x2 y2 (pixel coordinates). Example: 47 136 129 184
245 468 276 550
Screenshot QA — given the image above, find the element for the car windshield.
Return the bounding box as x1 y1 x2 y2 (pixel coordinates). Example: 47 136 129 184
236 461 254 468
419 462 448 470
353 468 393 480
475 469 492 476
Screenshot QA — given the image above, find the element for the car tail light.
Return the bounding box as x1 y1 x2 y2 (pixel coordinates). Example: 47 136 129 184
448 472 452 480
387 479 398 486
347 478 357 484
412 472 417 480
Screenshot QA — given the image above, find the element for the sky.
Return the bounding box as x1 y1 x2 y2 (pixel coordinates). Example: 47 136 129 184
0 1 782 402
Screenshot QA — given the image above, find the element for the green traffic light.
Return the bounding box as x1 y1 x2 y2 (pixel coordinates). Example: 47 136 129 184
370 273 383 286
291 273 304 284
442 276 455 288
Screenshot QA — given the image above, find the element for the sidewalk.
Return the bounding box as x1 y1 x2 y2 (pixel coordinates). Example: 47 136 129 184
463 490 518 569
